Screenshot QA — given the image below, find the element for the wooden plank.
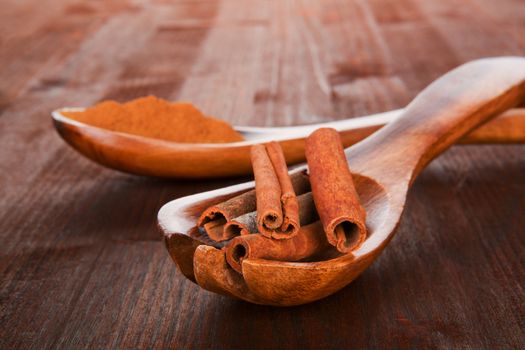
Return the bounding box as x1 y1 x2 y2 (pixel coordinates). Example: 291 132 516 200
0 0 524 348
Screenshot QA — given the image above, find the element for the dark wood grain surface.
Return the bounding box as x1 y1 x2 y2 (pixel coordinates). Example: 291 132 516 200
1 0 524 349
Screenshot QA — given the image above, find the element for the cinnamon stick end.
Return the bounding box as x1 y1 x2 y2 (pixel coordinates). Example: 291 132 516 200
223 221 250 237
329 220 367 253
225 237 249 273
203 221 231 242
198 207 232 242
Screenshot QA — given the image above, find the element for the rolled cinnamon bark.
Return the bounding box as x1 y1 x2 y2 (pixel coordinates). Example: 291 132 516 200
223 192 318 237
198 170 310 241
305 128 367 253
197 189 257 242
225 221 329 273
223 211 257 237
252 142 301 239
265 142 299 237
252 144 282 230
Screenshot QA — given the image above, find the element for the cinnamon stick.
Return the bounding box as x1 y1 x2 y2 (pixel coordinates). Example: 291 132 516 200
223 192 318 237
197 189 257 242
198 170 310 241
225 221 329 273
305 128 367 253
252 142 301 239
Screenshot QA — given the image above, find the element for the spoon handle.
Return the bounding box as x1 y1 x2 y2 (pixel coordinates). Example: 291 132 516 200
346 57 525 188
239 108 525 145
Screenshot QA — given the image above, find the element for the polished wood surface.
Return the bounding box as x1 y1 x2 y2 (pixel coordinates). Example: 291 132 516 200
1 0 524 348
160 58 525 306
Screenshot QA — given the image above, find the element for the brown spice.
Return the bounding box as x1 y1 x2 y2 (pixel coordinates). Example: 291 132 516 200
305 128 367 253
225 221 330 273
197 127 368 274
223 192 318 237
252 142 301 239
198 170 310 242
62 96 244 143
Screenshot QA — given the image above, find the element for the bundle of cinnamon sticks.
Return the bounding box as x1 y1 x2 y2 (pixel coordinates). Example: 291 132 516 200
197 128 367 274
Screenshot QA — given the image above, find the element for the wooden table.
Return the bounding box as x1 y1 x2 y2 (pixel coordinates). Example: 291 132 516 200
1 0 524 348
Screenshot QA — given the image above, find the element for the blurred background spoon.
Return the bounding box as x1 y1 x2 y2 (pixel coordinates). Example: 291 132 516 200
52 105 525 179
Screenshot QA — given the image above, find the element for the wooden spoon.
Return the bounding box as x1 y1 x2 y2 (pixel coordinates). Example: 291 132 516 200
52 106 525 179
158 57 525 306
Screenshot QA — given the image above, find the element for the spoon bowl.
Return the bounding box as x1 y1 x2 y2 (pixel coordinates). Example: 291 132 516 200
160 172 392 305
159 57 525 306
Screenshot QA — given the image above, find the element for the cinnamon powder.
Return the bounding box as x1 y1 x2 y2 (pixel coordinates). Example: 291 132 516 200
62 96 244 143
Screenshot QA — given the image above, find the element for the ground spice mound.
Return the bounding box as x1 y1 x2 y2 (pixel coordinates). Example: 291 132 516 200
62 96 244 143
